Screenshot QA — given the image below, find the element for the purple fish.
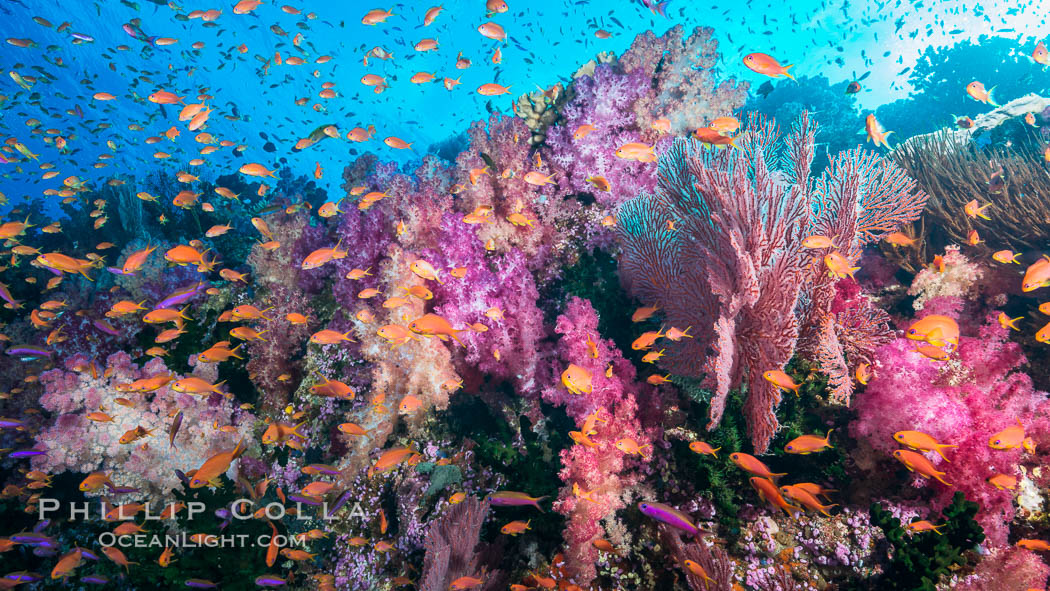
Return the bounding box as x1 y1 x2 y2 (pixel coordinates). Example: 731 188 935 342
637 502 708 536
255 575 287 587
107 267 133 276
156 282 207 310
10 532 54 545
487 491 547 511
79 548 100 561
170 410 183 448
185 579 218 589
93 319 120 336
81 575 109 584
70 32 95 42
288 494 323 506
329 489 353 514
32 520 50 533
0 282 21 309
31 546 56 557
5 345 50 359
304 464 341 476
8 449 46 459
0 417 24 428
4 572 43 582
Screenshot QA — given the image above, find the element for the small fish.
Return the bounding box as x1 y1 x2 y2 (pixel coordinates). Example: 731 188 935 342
784 429 833 454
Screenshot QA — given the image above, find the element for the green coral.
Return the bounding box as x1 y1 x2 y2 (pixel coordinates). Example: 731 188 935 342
867 491 985 591
416 462 463 497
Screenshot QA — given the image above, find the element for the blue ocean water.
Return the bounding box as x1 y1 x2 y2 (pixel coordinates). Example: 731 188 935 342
1 0 1044 214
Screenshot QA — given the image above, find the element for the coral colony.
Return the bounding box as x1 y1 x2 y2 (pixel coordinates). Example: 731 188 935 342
3 3 1050 591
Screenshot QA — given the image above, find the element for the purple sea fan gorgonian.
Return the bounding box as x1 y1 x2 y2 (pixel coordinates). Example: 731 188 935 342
616 113 928 452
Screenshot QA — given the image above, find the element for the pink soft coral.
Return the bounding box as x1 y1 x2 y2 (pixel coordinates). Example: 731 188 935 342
850 300 1050 546
33 352 251 499
540 297 661 583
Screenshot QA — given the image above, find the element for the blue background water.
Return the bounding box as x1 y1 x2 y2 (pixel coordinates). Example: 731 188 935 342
0 0 1045 215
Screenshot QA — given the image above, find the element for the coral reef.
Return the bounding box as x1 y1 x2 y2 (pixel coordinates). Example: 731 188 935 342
850 305 1050 546
617 113 926 451
891 124 1050 266
32 351 250 500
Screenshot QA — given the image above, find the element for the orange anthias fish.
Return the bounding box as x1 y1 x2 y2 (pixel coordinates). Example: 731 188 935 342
561 364 592 395
631 305 660 323
762 370 800 397
989 419 1036 452
730 452 786 479
864 114 893 149
824 251 860 279
784 429 833 454
905 315 960 350
987 473 1018 491
742 53 795 80
992 250 1020 264
500 520 531 535
614 142 657 163
631 328 664 350
892 449 951 485
965 81 998 106
750 477 800 517
779 484 838 516
689 441 720 458
905 520 944 534
51 547 83 579
893 430 958 461
1032 41 1050 66
189 439 246 488
368 446 415 477
1022 256 1050 292
997 312 1022 331
963 199 992 220
408 313 465 345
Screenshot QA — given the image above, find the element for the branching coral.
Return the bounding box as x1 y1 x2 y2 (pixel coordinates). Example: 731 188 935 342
617 113 926 451
891 128 1050 264
659 524 737 590
419 497 498 591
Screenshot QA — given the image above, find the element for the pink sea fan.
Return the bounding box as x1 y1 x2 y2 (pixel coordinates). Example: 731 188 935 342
617 113 926 452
